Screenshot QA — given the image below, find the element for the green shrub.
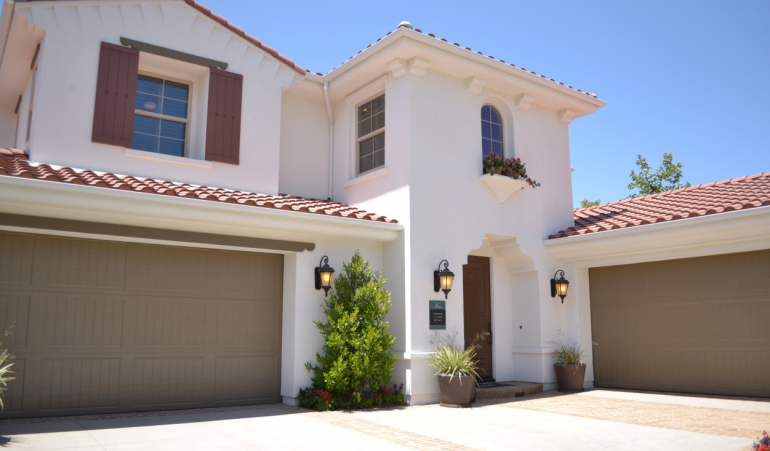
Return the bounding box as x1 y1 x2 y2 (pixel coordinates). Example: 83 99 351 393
0 337 15 411
303 251 397 409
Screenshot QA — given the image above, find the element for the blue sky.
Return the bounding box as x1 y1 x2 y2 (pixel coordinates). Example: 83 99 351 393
205 0 770 207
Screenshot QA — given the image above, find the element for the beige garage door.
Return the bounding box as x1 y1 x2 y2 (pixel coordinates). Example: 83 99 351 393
0 232 283 418
590 249 770 398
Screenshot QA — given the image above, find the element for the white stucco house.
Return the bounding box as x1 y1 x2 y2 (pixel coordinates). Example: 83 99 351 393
0 0 768 418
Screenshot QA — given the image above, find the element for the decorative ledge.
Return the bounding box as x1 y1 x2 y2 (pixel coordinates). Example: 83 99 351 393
344 166 388 189
125 148 213 169
480 174 528 207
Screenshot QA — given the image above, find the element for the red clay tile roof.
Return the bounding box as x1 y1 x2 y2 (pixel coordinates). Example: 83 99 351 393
17 0 308 75
326 25 599 99
0 149 397 224
549 173 770 239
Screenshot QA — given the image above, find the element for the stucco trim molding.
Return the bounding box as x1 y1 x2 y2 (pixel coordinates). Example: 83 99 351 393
544 206 770 267
344 166 388 189
511 347 554 355
125 148 214 169
479 174 528 207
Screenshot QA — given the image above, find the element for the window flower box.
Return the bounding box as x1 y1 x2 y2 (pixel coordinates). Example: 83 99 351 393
481 154 540 207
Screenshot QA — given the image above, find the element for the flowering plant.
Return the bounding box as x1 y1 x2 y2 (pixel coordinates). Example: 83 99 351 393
483 153 540 188
298 383 404 411
753 431 769 451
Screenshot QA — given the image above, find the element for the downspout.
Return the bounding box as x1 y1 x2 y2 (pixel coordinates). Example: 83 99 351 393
323 80 334 201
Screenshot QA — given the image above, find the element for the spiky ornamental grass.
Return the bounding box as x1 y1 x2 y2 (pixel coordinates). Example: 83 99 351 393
0 343 15 411
305 251 396 398
428 330 484 384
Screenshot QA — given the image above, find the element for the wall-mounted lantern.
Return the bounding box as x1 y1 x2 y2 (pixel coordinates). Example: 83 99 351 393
315 256 335 297
551 270 570 303
433 260 455 299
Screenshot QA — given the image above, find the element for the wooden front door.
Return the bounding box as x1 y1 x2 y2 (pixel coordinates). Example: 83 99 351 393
463 256 493 381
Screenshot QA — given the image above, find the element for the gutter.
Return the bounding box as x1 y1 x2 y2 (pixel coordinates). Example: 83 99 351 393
0 176 403 243
0 0 14 68
323 80 334 201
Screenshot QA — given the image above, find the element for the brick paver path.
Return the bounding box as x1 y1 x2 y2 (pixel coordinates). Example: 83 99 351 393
483 392 769 441
310 410 484 451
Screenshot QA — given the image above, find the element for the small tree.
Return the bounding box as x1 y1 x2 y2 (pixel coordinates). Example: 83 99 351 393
628 153 690 198
580 198 601 208
305 251 396 399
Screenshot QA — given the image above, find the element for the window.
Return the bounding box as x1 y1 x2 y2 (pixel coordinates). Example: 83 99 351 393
132 75 190 157
357 94 385 174
481 105 503 158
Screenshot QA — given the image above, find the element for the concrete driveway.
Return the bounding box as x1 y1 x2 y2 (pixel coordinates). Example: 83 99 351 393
1 389 767 450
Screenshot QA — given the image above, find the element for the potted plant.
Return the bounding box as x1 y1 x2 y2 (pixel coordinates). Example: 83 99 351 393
549 338 587 392
428 331 484 408
482 153 541 187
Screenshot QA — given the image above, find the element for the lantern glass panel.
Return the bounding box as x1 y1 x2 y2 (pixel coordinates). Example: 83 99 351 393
442 274 454 291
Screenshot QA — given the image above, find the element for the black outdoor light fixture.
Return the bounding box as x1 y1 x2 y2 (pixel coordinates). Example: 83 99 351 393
433 260 455 299
551 270 570 303
315 256 335 296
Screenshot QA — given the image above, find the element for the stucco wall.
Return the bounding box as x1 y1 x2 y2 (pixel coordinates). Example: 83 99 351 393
15 0 301 195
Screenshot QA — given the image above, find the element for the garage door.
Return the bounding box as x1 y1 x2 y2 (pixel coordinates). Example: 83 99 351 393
590 249 770 398
0 232 283 418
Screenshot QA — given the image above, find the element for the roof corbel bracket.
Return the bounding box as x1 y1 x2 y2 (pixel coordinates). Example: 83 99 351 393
407 57 430 77
387 58 408 78
558 108 576 125
514 93 535 111
466 76 486 95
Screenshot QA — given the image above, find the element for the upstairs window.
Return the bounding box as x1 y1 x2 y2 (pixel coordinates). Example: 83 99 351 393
133 75 190 157
481 105 503 158
357 94 385 174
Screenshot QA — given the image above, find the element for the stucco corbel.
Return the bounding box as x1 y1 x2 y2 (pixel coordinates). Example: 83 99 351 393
407 57 430 76
514 93 535 111
465 76 486 95
387 58 408 78
558 108 577 124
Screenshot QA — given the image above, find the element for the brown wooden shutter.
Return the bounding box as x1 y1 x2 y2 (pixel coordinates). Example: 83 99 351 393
205 68 243 165
92 42 140 148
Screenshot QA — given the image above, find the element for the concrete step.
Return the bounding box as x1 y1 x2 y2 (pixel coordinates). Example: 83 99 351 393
475 381 543 399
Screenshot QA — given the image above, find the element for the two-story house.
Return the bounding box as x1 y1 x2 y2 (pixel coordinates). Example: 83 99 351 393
0 0 768 418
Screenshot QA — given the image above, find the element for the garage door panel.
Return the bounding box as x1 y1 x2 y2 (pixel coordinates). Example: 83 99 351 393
126 245 208 294
41 295 124 348
39 358 121 411
215 355 278 402
649 302 704 342
591 249 770 397
592 348 648 387
0 232 283 418
135 298 207 348
715 348 770 392
216 300 279 348
132 357 205 406
35 237 127 290
0 233 34 285
0 294 30 347
591 304 649 343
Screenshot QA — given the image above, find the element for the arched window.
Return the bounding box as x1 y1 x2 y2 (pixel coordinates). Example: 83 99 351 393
481 105 503 158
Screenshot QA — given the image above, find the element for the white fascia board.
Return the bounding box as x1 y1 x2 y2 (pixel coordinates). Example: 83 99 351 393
322 28 606 111
0 176 403 243
543 206 770 268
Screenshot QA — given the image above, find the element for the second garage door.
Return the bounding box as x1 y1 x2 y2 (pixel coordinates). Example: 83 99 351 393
590 249 770 398
0 232 284 418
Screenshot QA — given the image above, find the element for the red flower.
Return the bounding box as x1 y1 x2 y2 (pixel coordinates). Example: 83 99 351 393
325 401 328 405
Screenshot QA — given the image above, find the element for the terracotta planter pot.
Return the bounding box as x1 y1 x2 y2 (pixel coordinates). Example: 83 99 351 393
437 374 475 408
494 167 503 174
554 364 586 392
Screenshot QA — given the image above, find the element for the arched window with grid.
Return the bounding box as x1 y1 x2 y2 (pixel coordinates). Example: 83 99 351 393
481 105 504 158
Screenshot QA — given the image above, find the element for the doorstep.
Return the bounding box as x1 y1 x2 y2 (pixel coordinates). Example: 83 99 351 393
475 381 543 400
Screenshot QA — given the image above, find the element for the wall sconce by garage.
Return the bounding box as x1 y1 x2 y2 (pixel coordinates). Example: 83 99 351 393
434 260 455 299
551 270 570 303
315 256 335 297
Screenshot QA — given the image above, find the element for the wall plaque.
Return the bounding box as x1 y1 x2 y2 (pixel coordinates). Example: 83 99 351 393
429 300 446 330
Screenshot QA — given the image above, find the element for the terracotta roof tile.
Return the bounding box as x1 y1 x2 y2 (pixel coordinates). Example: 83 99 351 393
549 173 770 239
0 149 397 224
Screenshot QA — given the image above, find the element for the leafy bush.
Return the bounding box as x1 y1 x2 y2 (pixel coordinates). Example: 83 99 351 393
298 384 403 411
0 336 15 411
753 431 769 451
428 330 485 383
302 251 399 410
